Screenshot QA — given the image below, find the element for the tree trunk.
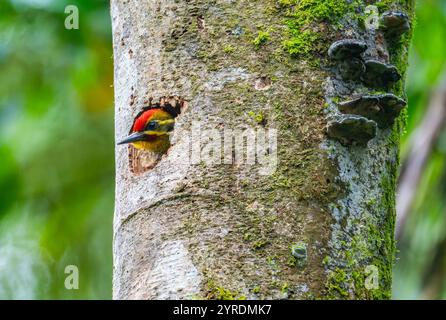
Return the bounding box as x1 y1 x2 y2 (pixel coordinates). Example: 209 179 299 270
111 0 414 299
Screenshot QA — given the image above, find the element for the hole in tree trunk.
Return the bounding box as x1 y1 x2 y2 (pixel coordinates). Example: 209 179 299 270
120 96 187 174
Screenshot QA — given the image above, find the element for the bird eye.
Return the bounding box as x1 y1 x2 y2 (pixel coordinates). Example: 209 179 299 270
145 121 159 130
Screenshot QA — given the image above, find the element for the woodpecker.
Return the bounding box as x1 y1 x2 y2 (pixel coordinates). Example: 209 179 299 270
117 98 182 153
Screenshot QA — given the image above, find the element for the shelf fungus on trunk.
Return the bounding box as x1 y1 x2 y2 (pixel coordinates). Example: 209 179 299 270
379 11 410 39
328 39 368 81
327 115 377 146
328 39 402 88
338 57 366 81
328 39 367 60
337 93 407 128
362 60 401 89
326 38 407 145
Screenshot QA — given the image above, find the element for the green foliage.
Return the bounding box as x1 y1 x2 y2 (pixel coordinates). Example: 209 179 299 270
0 0 113 299
393 0 446 299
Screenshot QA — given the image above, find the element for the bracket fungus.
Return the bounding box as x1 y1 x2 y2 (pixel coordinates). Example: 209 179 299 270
379 11 410 38
328 39 368 82
328 39 367 60
338 58 366 81
362 59 401 89
337 93 407 128
327 115 377 146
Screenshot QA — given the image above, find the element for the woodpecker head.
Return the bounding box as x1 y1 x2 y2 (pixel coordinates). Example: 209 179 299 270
118 97 185 153
117 108 175 153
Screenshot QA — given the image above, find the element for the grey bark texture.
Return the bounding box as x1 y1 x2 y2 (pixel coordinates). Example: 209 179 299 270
111 0 414 300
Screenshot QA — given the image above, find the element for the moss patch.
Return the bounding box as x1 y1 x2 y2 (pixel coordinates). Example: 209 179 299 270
280 0 351 57
206 280 247 300
252 31 271 47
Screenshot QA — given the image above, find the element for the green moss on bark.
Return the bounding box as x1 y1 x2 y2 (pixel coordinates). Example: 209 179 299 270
151 0 414 300
205 280 247 300
279 0 352 57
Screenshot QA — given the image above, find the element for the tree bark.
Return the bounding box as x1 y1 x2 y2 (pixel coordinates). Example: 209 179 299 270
111 0 414 299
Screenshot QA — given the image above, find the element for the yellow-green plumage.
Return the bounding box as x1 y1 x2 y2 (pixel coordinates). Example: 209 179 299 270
118 108 175 153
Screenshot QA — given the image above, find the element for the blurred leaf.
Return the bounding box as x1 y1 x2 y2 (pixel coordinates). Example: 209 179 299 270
0 145 20 217
0 0 113 299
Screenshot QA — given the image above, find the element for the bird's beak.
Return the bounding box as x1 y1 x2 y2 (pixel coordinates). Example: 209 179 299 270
117 132 147 145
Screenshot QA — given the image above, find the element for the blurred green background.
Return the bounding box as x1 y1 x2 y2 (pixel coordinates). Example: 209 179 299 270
393 0 446 300
0 0 445 299
0 0 113 299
